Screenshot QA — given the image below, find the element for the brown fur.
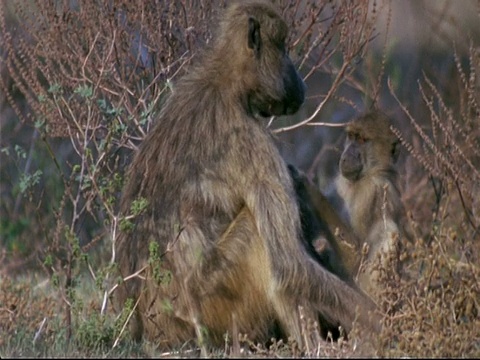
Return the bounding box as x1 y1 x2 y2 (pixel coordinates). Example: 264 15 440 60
288 164 361 284
336 111 414 297
113 1 379 350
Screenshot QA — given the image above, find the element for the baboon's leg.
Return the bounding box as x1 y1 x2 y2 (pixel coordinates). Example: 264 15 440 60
192 207 368 346
209 207 307 344
133 211 266 347
176 207 277 345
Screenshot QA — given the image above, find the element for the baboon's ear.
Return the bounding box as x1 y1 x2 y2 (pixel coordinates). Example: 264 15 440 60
248 17 261 57
391 140 400 163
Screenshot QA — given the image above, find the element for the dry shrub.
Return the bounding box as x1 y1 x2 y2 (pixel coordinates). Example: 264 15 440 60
373 232 480 357
0 277 57 349
376 27 480 357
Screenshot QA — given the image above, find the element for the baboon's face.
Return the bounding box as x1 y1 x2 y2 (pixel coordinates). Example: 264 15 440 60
339 115 398 181
246 15 306 117
339 128 366 182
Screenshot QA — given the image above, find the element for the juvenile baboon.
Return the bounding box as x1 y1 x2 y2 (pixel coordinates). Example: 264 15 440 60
335 111 414 297
288 164 360 284
288 164 364 340
114 0 379 350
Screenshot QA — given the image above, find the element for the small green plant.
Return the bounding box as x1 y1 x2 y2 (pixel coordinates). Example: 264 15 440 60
148 240 172 286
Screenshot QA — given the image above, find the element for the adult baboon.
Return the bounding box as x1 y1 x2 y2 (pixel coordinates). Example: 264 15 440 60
114 0 379 349
335 111 414 297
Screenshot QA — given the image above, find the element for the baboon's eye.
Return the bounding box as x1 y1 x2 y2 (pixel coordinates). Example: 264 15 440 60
358 136 368 144
347 131 364 143
353 133 367 144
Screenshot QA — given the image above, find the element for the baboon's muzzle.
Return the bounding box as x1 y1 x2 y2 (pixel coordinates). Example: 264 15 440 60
282 61 306 115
